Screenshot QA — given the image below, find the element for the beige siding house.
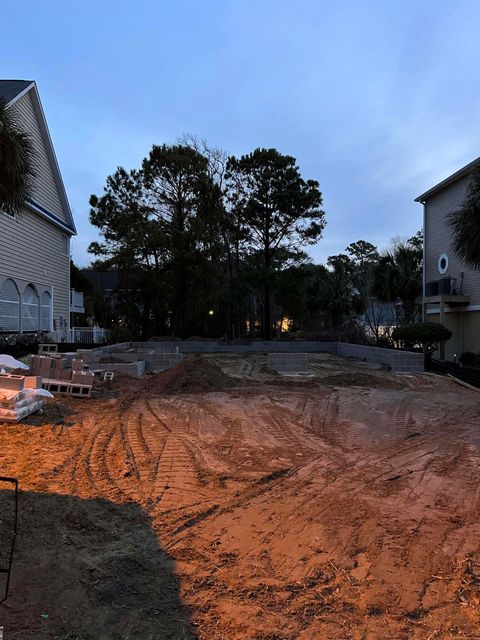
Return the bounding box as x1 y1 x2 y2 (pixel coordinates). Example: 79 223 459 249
416 157 480 360
0 80 76 336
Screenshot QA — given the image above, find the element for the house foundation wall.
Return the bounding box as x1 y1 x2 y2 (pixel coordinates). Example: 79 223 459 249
76 341 423 374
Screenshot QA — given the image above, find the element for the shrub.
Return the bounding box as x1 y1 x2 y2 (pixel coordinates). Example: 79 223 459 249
459 351 480 368
392 322 452 353
0 332 52 358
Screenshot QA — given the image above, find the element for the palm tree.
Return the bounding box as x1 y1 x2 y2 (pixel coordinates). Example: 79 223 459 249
448 166 480 270
373 238 422 324
0 98 35 214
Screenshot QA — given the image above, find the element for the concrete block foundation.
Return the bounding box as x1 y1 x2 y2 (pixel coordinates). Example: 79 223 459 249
89 361 146 378
74 340 424 375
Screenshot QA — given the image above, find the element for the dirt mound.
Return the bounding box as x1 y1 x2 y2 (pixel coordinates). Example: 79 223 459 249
144 356 237 394
99 355 129 363
321 372 404 389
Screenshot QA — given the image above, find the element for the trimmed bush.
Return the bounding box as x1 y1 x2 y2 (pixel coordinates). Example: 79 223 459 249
392 322 452 353
0 332 52 358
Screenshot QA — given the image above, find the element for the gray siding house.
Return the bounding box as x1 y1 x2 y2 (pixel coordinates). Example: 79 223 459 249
0 80 76 336
416 157 480 360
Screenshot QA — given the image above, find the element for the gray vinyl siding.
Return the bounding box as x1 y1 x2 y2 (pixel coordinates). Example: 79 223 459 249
0 208 70 328
424 174 480 306
10 91 67 224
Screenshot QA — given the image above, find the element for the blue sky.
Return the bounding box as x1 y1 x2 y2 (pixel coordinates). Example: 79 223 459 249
3 0 480 265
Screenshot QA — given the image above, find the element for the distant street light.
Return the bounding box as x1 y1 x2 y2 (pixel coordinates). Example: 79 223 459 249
208 310 214 316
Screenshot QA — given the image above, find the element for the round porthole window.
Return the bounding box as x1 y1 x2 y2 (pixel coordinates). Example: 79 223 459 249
438 253 448 274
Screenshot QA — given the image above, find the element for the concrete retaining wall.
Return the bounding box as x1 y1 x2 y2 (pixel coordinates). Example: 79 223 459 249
142 353 184 372
102 340 339 354
337 343 424 373
76 340 423 374
89 360 146 378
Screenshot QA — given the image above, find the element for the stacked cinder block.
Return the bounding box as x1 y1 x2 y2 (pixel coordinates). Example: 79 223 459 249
0 374 45 423
38 343 58 354
30 353 95 397
267 353 309 374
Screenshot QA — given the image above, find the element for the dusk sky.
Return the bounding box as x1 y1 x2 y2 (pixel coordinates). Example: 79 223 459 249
3 0 480 266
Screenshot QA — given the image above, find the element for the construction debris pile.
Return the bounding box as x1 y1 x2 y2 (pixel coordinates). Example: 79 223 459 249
0 374 47 423
30 349 94 398
0 345 97 424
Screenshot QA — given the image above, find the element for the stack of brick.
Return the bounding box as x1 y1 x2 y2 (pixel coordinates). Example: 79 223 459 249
0 374 45 423
29 353 95 398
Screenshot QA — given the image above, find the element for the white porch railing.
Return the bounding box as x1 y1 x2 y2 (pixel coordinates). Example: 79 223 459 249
49 327 109 344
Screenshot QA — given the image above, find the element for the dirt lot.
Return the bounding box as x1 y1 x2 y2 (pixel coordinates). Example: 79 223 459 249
1 352 480 639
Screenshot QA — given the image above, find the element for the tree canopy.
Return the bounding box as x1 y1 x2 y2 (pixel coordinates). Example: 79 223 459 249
225 148 325 338
89 144 225 338
87 136 424 345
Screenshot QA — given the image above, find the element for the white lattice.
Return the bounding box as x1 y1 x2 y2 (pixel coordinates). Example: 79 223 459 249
40 291 52 331
22 285 39 332
0 279 20 332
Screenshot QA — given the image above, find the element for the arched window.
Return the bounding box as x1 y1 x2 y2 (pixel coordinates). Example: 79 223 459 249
0 279 20 332
40 291 52 331
22 284 39 332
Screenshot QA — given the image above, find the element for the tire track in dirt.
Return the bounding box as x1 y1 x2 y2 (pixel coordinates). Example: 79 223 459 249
166 424 471 554
72 415 127 501
256 408 303 450
384 397 415 438
151 433 212 510
141 398 216 512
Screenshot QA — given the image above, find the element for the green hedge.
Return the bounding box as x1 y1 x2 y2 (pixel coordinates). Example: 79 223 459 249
392 322 452 353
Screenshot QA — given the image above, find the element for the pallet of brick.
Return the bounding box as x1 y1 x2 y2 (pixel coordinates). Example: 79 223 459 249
71 358 86 371
29 355 42 375
50 357 66 377
30 355 54 378
30 355 67 379
71 370 95 385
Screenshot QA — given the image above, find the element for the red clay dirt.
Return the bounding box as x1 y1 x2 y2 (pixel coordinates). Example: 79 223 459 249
0 353 480 639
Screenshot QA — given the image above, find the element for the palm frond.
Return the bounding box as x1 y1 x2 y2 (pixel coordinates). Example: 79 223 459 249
0 98 35 213
448 167 480 270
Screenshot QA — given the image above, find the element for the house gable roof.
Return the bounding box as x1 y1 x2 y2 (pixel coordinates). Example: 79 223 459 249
0 79 76 235
415 157 480 204
0 79 34 105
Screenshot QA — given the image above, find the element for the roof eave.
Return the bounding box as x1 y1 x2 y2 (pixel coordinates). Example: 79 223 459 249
26 199 76 236
5 81 77 234
415 156 480 203
4 81 35 108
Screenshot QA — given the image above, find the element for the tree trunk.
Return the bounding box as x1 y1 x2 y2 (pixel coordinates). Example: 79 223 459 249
141 292 151 340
